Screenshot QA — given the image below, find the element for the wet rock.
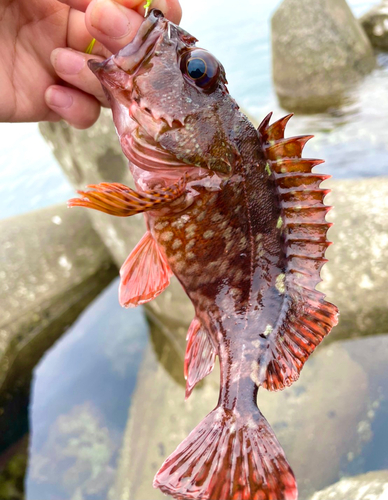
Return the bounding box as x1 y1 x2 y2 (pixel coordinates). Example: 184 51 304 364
109 334 388 500
0 436 28 500
361 1 388 51
271 0 376 112
322 177 388 341
0 204 116 450
108 342 218 500
309 470 388 500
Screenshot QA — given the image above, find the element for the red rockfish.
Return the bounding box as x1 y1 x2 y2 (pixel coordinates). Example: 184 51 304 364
69 10 339 500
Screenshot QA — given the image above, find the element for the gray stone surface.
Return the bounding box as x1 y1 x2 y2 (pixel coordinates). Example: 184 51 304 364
271 0 376 112
321 177 388 341
309 470 388 500
109 334 388 500
361 1 388 51
0 203 116 394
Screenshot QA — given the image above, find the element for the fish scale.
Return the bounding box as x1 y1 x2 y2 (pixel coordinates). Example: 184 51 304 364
68 9 338 500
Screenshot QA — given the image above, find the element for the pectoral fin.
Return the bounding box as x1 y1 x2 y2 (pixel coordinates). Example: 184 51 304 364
119 231 173 307
68 177 186 217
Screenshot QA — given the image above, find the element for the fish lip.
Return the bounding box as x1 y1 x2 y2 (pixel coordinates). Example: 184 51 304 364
88 10 168 80
113 13 167 73
88 12 204 176
88 10 197 78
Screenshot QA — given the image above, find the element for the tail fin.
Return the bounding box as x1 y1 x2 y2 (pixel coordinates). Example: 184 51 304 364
153 406 297 500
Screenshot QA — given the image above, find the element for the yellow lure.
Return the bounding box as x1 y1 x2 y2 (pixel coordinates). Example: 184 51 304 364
85 38 96 55
144 0 153 17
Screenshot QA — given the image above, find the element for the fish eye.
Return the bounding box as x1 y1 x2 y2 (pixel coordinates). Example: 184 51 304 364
180 49 221 92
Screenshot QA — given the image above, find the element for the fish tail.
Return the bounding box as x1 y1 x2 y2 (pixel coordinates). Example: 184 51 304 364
153 406 297 500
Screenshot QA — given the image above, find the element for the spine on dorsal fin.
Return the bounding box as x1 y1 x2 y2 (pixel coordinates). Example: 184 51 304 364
256 114 339 391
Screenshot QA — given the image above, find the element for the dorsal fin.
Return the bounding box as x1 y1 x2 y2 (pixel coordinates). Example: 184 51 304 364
256 114 339 391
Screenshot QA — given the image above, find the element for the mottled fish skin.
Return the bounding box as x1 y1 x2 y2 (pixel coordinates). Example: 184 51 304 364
69 9 338 500
150 120 285 406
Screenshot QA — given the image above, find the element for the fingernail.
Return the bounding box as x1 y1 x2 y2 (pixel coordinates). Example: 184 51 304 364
46 88 73 109
90 0 131 39
51 49 85 75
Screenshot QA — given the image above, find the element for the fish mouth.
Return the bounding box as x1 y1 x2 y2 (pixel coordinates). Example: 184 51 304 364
88 9 167 87
88 10 201 182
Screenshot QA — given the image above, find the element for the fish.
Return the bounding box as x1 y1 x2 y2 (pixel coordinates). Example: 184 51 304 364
69 9 339 500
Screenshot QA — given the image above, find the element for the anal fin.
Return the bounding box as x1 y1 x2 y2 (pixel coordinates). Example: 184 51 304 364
184 318 217 400
119 231 172 307
68 177 186 217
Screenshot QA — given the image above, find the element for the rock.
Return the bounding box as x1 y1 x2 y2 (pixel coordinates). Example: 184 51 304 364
361 1 388 51
271 0 376 113
0 204 116 450
0 436 28 500
309 470 388 500
109 334 388 500
108 342 218 500
321 177 388 341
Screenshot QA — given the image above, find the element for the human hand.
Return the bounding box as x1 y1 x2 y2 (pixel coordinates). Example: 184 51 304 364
0 0 181 128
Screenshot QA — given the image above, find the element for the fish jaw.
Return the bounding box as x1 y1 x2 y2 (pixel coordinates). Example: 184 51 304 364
87 9 241 182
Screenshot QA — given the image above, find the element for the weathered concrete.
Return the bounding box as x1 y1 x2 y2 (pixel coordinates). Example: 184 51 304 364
109 334 388 500
271 0 376 112
0 204 116 450
361 1 388 51
309 470 388 500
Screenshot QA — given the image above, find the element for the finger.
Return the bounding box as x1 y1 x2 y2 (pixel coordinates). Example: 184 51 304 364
51 49 110 107
100 0 182 22
44 110 63 123
134 0 182 24
85 0 144 53
85 0 182 54
45 85 101 129
67 7 110 58
57 0 91 12
59 0 182 21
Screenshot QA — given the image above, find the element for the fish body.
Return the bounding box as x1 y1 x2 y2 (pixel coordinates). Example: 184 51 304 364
69 10 338 500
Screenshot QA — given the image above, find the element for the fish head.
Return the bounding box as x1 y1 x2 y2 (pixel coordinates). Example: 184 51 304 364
89 9 240 178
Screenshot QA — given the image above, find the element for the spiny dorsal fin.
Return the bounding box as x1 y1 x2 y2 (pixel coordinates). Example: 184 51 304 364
257 114 339 391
